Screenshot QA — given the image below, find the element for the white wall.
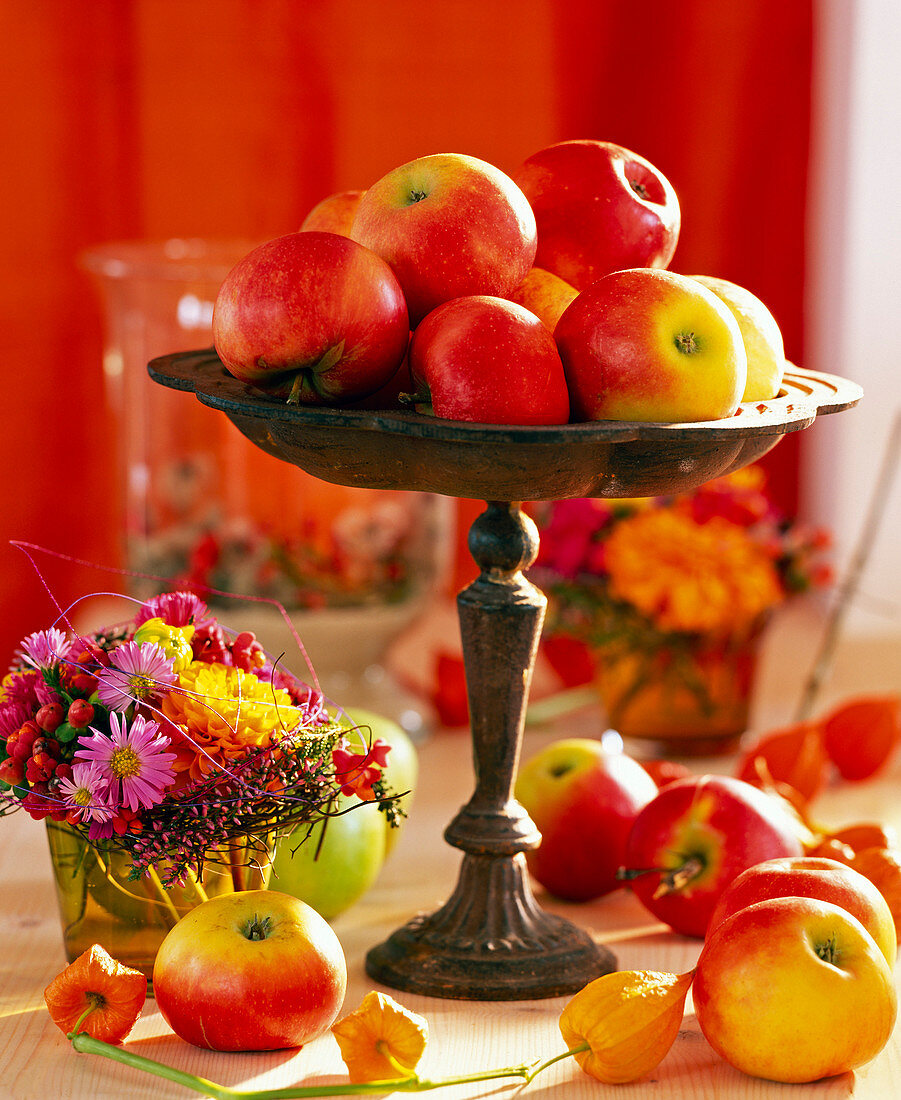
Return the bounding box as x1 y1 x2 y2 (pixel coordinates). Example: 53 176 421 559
804 0 901 638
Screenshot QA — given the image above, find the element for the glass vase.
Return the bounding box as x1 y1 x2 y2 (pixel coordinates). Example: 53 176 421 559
593 628 766 756
46 820 272 980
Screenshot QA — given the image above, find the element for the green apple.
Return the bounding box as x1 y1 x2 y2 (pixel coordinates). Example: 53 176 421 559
335 706 418 854
271 794 387 921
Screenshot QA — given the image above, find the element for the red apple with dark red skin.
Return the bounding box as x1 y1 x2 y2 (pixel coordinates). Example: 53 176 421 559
213 231 409 405
300 189 365 235
408 295 569 425
555 268 747 424
619 774 804 937
514 738 658 901
152 890 347 1051
706 855 897 964
351 153 537 324
513 139 681 291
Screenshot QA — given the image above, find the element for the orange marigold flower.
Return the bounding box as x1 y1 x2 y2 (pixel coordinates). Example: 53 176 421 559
44 944 146 1044
604 510 783 636
332 990 428 1083
161 661 302 781
559 969 693 1085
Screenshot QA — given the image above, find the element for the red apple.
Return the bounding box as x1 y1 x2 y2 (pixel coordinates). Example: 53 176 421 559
350 153 537 324
152 889 347 1051
408 295 569 425
707 855 897 965
300 189 365 235
508 266 578 333
555 268 747 423
212 231 409 405
514 738 658 901
513 139 680 291
619 774 804 937
694 897 897 1082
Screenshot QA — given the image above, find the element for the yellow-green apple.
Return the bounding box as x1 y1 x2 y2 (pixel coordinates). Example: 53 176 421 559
513 139 680 291
335 706 418 854
693 896 897 1082
152 890 347 1051
300 189 365 235
212 231 409 405
555 268 747 423
408 295 569 425
350 153 537 324
706 855 896 965
689 275 786 401
271 795 387 921
514 738 658 901
508 266 578 333
619 774 804 937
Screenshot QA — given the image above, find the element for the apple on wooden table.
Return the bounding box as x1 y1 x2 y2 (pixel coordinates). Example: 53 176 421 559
408 295 570 425
212 231 410 405
694 896 897 1082
619 774 804 937
152 890 347 1051
514 737 658 901
707 854 897 964
350 152 537 324
271 706 419 920
554 268 747 424
513 139 681 291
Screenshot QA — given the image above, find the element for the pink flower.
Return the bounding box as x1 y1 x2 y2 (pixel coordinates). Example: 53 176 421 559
57 762 114 825
75 712 177 812
95 641 178 712
20 628 71 671
135 591 209 628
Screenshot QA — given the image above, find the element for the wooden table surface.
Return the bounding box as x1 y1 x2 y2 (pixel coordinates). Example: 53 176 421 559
1 602 899 1099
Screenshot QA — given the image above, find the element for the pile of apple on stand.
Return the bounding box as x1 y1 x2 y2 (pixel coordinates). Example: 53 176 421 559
212 139 787 424
116 140 891 1086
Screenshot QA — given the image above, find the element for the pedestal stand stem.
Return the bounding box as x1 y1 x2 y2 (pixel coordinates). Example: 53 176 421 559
365 502 616 1000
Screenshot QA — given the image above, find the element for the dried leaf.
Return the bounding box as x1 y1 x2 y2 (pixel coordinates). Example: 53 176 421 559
559 969 693 1085
331 990 428 1083
43 944 146 1044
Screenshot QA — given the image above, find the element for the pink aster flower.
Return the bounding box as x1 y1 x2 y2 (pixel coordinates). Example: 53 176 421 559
134 591 209 628
95 641 178 712
75 712 177 812
20 628 71 671
57 762 114 825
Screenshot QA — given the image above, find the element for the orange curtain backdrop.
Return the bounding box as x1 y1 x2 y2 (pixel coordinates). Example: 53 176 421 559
0 0 812 659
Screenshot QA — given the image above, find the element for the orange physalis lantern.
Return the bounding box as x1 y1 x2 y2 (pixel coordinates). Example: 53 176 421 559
43 944 146 1044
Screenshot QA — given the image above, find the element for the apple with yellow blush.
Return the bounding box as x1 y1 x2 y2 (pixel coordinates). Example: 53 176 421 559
508 266 578 333
300 189 365 235
690 274 786 401
555 268 747 424
694 896 897 1082
350 153 536 324
707 855 897 965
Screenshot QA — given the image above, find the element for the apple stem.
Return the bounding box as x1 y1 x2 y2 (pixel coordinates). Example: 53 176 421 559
816 933 838 966
67 1030 590 1097
243 914 273 941
617 855 705 898
673 331 701 355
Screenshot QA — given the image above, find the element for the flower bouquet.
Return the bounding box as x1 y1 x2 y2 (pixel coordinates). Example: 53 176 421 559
529 467 831 752
0 589 399 974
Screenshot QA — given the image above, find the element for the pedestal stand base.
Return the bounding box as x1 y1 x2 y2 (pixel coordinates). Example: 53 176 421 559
365 852 616 1000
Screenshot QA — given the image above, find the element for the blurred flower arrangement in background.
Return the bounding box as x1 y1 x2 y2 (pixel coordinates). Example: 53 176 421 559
528 467 832 749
